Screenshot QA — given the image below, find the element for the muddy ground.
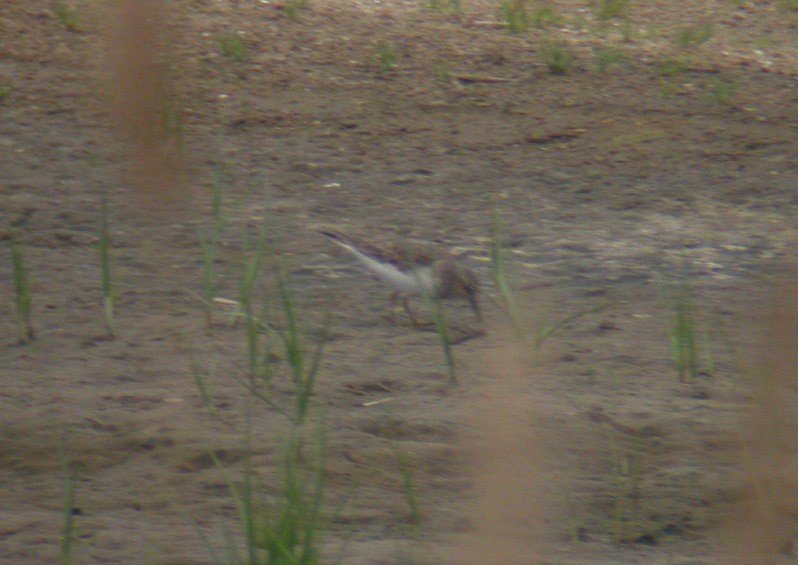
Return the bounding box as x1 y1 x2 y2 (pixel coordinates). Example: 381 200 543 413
2 0 798 563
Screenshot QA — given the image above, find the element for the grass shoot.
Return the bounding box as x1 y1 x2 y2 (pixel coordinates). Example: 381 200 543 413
7 237 35 343
99 192 115 337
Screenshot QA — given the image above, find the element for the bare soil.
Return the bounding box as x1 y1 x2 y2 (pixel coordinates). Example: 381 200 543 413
2 0 798 563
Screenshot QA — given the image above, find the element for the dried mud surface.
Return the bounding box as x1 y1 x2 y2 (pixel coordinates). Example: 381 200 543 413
2 1 798 563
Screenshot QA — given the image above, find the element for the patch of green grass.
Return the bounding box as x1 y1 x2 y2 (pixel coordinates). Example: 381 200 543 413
668 266 699 383
532 5 562 27
218 34 247 62
423 0 462 16
595 0 629 20
53 1 82 32
376 42 400 74
655 58 688 76
676 23 714 48
776 0 798 11
500 0 531 33
98 193 115 338
541 40 576 74
620 19 636 42
594 46 626 72
570 13 588 31
704 76 737 105
434 62 451 81
7 237 35 343
206 416 327 564
754 34 779 50
284 0 311 20
0 85 9 101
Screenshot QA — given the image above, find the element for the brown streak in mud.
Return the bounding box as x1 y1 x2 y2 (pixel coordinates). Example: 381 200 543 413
721 269 798 562
107 0 185 209
453 339 553 563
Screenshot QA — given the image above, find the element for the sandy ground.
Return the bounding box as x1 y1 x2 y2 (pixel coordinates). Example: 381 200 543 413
2 0 798 563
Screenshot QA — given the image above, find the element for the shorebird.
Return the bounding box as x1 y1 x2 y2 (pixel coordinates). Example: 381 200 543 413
320 228 481 326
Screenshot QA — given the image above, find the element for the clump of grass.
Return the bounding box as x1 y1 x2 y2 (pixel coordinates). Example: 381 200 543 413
206 416 327 564
704 76 737 105
434 62 451 81
500 0 531 33
376 42 400 74
198 163 255 327
541 40 576 74
489 210 525 339
0 85 9 101
99 193 115 338
655 58 688 76
53 0 82 32
424 0 462 16
676 23 714 49
192 211 330 560
776 0 798 10
668 266 699 383
218 33 247 62
284 0 311 20
7 236 35 343
208 207 328 424
532 4 562 27
594 46 626 72
595 0 628 20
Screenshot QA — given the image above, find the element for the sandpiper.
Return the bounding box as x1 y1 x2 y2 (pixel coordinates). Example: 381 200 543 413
320 228 481 326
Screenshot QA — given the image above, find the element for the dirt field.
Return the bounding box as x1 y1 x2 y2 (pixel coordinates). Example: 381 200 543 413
2 0 798 563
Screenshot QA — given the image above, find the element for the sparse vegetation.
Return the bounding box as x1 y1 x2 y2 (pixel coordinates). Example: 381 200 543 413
500 0 531 33
532 4 562 27
704 76 737 105
205 421 327 564
53 0 82 32
490 210 525 339
192 199 332 560
284 0 311 20
668 268 699 383
376 42 400 73
218 33 247 62
676 23 714 48
655 58 689 76
541 40 576 74
594 46 626 72
605 429 647 544
595 0 629 20
99 193 115 338
7 237 35 343
0 85 9 101
393 443 421 523
775 0 798 10
423 0 462 16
